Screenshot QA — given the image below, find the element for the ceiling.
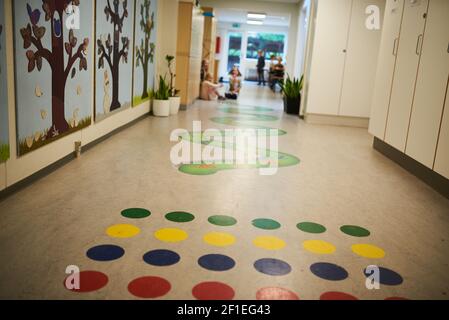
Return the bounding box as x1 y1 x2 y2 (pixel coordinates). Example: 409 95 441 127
214 8 291 27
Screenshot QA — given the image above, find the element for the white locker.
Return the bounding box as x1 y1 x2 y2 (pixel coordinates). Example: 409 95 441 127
369 0 405 138
406 0 449 168
384 0 429 151
434 81 449 179
307 0 353 115
339 0 385 118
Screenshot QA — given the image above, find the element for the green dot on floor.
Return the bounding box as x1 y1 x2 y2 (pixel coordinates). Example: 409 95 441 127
165 211 195 223
121 208 151 219
252 218 281 230
340 225 371 237
208 215 237 227
297 222 326 234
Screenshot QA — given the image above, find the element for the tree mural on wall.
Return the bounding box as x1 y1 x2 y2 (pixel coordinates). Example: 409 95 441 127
97 0 130 111
19 0 89 138
135 0 155 100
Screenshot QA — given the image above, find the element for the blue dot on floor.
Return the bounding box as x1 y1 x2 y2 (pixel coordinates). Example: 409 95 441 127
254 258 292 276
364 266 403 286
310 262 348 281
86 244 125 262
198 254 236 272
143 249 181 266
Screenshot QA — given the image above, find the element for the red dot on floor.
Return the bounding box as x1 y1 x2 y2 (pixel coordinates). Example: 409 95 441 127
64 271 108 293
385 297 409 300
320 291 358 300
192 282 235 300
256 287 299 300
128 276 171 298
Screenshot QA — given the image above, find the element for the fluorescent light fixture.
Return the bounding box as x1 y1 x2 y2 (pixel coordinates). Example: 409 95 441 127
247 20 263 25
247 13 266 19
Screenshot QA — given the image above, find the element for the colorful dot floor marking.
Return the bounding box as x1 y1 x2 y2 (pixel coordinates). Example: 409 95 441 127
253 236 286 250
208 215 237 227
252 218 281 230
340 225 371 237
128 276 171 298
254 258 292 276
297 222 327 234
198 254 236 272
64 271 108 293
106 224 140 238
320 292 358 300
364 266 403 286
86 244 125 262
192 282 235 300
121 208 151 219
352 244 385 259
154 228 189 243
256 287 299 300
203 232 236 247
310 262 349 281
303 240 336 254
143 250 181 266
165 211 195 223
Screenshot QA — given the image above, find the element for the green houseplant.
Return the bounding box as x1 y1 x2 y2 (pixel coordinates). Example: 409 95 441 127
166 55 181 115
279 75 304 115
152 75 170 117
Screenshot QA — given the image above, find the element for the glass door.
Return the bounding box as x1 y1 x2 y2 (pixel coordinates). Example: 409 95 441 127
227 32 243 72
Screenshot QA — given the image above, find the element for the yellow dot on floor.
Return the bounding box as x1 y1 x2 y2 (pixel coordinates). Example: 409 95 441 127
351 244 385 259
203 232 236 247
253 236 286 250
154 228 189 243
303 240 336 254
106 224 140 238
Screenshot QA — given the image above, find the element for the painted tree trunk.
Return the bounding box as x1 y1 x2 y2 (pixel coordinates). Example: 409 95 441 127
110 29 121 111
141 36 149 99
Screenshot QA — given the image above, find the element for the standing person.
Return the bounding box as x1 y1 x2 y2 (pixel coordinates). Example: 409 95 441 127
256 50 266 86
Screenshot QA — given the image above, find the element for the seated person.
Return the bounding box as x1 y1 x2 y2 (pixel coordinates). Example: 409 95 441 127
200 73 225 101
270 56 285 92
268 55 277 85
225 66 242 100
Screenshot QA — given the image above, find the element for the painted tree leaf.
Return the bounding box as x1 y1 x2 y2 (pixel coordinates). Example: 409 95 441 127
69 30 77 47
98 57 104 69
36 55 42 71
26 50 35 61
65 42 72 55
28 59 36 72
71 67 76 78
32 26 46 39
79 57 87 71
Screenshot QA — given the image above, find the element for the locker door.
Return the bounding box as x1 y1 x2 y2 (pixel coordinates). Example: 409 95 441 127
339 0 385 118
369 0 405 138
434 79 449 179
385 0 429 151
406 0 449 168
307 0 353 115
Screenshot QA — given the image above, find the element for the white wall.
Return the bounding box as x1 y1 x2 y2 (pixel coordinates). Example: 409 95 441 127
293 0 311 78
201 0 299 77
0 0 179 191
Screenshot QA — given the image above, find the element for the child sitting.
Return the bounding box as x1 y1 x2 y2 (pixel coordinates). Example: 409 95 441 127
225 66 242 100
200 73 225 101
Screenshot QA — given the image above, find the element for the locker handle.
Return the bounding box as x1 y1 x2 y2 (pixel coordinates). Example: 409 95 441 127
416 34 423 56
392 38 398 56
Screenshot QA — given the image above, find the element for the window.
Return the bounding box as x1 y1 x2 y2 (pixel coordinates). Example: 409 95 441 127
246 32 286 60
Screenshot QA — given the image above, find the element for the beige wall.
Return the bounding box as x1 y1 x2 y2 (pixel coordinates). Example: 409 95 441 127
0 0 179 192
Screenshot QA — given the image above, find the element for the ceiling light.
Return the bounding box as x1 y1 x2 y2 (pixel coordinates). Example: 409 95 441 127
247 13 266 19
247 20 264 25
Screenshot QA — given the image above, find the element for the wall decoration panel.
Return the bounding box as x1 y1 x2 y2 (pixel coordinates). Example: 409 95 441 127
0 0 9 162
95 0 135 121
13 0 93 156
133 0 157 107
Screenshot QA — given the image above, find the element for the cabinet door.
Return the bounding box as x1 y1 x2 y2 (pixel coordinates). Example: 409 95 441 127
339 0 385 118
406 0 449 168
385 0 429 151
434 80 449 179
307 0 352 115
369 0 405 138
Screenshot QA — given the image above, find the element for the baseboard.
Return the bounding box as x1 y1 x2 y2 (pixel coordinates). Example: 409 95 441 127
373 137 449 199
0 113 149 202
305 114 369 128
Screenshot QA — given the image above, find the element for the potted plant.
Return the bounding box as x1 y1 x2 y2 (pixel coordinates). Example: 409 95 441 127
279 75 304 115
166 55 181 115
152 75 170 117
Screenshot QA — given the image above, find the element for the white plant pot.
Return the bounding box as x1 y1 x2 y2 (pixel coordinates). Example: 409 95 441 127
152 99 170 117
169 96 181 115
